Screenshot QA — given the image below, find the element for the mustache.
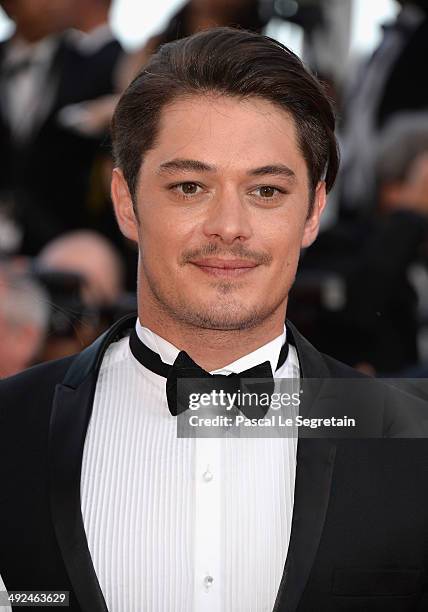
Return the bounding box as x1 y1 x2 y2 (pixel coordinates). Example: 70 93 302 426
180 243 272 265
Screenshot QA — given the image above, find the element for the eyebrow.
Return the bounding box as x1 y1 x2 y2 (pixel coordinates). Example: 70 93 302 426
157 158 296 181
248 164 296 181
157 159 216 174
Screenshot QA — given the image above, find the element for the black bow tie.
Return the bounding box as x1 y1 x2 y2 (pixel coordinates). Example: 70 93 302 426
1 57 33 80
129 328 289 419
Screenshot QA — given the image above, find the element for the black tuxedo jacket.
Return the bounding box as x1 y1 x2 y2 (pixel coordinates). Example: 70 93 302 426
1 315 428 611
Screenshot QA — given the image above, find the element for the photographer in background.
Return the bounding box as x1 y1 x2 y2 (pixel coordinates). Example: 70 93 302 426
34 229 130 362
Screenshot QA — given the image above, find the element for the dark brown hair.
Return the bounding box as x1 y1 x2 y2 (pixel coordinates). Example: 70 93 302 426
111 27 339 206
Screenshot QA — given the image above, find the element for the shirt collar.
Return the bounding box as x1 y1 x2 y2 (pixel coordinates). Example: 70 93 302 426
135 319 287 375
67 24 115 54
2 34 59 69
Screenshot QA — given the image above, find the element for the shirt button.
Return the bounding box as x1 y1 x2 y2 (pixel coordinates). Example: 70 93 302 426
202 469 213 482
204 575 214 589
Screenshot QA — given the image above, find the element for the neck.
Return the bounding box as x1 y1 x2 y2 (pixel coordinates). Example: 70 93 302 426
75 10 109 34
138 290 287 372
12 30 52 45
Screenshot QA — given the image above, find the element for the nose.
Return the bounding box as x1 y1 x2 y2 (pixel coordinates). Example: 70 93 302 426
201 185 253 245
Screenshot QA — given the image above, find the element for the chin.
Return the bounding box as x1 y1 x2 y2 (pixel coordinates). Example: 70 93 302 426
175 298 273 331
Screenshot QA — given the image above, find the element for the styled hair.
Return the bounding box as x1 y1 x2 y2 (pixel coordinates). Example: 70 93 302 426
111 27 339 207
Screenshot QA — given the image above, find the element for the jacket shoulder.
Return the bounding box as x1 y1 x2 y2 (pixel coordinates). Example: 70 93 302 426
0 356 77 422
320 352 367 379
320 352 428 437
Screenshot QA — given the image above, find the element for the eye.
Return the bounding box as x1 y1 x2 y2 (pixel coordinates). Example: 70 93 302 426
173 182 203 196
252 185 283 198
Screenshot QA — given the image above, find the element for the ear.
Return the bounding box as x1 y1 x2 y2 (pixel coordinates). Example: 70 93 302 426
301 181 327 249
111 168 139 243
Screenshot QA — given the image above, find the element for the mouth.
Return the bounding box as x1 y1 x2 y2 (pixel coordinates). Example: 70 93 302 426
189 258 259 278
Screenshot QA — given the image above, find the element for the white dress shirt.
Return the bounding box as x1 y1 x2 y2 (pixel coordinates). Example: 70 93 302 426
66 24 116 55
81 321 300 612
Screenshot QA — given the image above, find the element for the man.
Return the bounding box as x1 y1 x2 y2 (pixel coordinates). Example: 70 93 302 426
0 0 122 254
35 230 126 362
0 28 427 612
37 230 124 310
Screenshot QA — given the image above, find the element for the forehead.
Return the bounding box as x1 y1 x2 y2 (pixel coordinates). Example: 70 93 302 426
144 94 306 176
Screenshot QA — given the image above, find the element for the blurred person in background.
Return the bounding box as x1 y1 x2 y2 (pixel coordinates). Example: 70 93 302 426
0 0 123 256
296 112 428 374
126 0 269 73
73 0 270 136
38 229 124 307
338 0 428 216
0 0 74 254
34 229 127 361
0 262 49 378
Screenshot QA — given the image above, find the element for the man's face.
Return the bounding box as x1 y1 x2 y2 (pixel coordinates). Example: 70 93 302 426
112 95 326 331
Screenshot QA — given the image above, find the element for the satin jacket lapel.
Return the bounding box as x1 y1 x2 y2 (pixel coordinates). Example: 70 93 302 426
273 322 337 612
49 314 137 612
50 377 107 612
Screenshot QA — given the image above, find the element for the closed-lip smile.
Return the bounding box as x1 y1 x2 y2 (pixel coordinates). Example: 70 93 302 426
190 258 259 277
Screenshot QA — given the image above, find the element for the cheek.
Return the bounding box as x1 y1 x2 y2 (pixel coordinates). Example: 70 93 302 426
139 214 192 270
265 215 306 266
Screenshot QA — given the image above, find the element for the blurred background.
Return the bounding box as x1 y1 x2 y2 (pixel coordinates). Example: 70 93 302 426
1 0 428 379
